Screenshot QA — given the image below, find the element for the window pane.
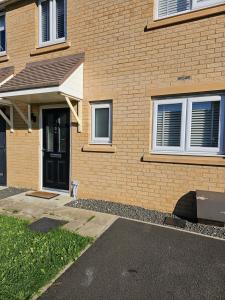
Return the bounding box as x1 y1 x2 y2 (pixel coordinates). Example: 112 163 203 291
46 113 54 152
156 103 182 147
0 15 5 52
56 0 65 39
0 30 5 52
58 113 67 153
191 101 220 148
95 108 109 138
158 0 191 18
0 15 5 31
41 0 50 42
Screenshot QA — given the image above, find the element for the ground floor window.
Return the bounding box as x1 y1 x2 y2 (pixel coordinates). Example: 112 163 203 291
91 102 112 144
152 95 225 155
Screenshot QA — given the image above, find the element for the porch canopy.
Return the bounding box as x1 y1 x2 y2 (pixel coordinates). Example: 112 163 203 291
0 53 84 132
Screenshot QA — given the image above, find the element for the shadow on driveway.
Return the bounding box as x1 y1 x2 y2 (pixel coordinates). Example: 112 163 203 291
39 218 225 300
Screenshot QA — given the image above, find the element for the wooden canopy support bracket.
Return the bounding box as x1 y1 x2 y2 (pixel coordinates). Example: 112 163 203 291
0 98 14 132
0 106 14 133
77 100 82 133
0 98 32 133
64 95 82 133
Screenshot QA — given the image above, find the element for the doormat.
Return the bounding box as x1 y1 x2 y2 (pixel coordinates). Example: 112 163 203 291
28 217 68 233
26 191 59 199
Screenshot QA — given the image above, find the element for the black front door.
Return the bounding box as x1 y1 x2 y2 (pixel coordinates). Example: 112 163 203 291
42 108 70 190
0 115 6 186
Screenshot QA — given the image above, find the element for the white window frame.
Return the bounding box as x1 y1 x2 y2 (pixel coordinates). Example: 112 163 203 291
155 0 225 20
152 98 187 153
152 95 225 155
91 102 112 144
38 0 66 47
0 12 6 55
186 96 225 154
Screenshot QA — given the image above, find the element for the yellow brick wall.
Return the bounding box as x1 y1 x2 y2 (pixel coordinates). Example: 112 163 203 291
1 0 225 212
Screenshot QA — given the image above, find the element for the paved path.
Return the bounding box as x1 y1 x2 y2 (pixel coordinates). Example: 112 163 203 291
39 218 225 300
0 191 117 238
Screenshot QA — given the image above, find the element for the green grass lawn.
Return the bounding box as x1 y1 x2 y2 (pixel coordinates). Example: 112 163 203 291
0 215 92 300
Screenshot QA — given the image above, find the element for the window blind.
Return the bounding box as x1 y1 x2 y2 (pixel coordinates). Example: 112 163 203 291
156 104 182 147
56 0 65 39
158 0 191 18
41 1 50 42
190 101 220 148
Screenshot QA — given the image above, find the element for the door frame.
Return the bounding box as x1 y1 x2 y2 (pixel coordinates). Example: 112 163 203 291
39 104 71 193
0 114 7 186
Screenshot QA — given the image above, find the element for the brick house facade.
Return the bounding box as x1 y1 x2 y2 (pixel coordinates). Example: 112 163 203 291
0 0 224 214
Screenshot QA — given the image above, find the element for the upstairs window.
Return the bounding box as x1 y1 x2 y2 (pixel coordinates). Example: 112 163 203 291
0 13 6 54
91 102 112 144
39 0 66 46
152 96 225 155
156 0 225 19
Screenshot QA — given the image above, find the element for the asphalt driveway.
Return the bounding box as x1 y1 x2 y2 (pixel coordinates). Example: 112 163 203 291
39 218 225 300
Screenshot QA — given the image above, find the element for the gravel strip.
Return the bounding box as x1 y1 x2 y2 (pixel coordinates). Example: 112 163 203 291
67 199 225 240
0 187 28 200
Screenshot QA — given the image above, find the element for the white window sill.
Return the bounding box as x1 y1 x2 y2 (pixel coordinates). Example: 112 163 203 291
90 142 112 145
38 38 66 48
0 51 6 57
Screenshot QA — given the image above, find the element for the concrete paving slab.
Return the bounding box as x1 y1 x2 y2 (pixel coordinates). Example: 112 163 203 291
0 191 117 238
89 213 116 226
28 217 68 233
63 220 86 232
76 221 111 238
0 187 28 200
39 218 225 300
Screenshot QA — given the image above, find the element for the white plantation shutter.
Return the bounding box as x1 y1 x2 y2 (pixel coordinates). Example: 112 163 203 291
190 101 220 148
56 0 65 39
157 0 191 18
41 0 50 42
156 104 182 147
